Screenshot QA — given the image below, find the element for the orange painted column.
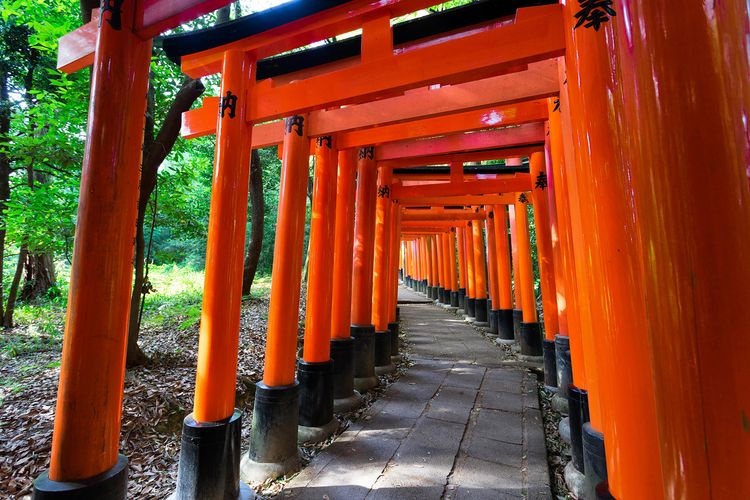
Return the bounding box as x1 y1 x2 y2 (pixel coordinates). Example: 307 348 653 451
491 205 515 341
448 229 458 306
389 205 401 321
193 50 255 424
431 235 440 298
548 95 588 393
46 0 151 485
529 152 559 342
350 146 379 391
491 205 513 310
247 115 309 479
372 166 394 370
303 136 338 362
514 199 537 324
331 149 357 340
351 147 378 327
464 222 476 317
328 148 362 410
613 2 750 497
559 1 664 495
262 115 309 387
457 226 468 308
435 232 444 295
508 204 523 337
514 197 542 358
372 167 392 333
543 121 568 340
484 209 501 332
470 210 489 324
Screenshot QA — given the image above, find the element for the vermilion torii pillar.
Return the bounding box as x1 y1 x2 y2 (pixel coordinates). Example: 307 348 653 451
514 196 542 358
508 204 523 338
175 49 254 499
457 226 468 310
471 211 490 326
34 2 152 497
529 151 559 388
491 205 515 342
330 149 363 412
243 115 309 483
464 223 477 319
484 209 501 335
351 147 379 392
372 167 395 374
297 136 339 444
448 229 459 308
387 204 401 358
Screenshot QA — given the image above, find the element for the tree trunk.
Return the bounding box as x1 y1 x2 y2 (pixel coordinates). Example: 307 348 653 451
19 253 56 302
4 245 28 328
0 71 10 320
242 149 264 295
125 78 205 367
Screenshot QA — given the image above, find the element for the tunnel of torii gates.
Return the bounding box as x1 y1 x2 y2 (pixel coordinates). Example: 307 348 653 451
30 0 748 499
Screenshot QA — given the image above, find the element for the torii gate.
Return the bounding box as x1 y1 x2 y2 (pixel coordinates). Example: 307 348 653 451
161 2 564 496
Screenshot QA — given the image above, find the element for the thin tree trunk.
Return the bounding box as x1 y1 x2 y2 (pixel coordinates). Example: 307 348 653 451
4 245 28 328
0 71 10 320
125 78 205 367
242 149 264 295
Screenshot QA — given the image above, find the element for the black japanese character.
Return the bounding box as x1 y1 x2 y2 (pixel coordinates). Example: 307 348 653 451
535 171 548 190
518 193 529 204
574 0 616 31
359 146 374 160
100 0 124 30
316 136 332 149
553 98 561 112
220 91 238 119
377 185 390 198
285 115 305 136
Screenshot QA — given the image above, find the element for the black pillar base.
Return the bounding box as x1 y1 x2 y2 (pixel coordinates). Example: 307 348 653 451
174 410 244 499
396 307 400 322
568 385 590 473
543 339 558 388
330 337 363 413
450 291 459 308
441 288 451 305
437 287 445 303
388 322 400 359
242 383 300 483
374 330 394 374
488 309 499 334
512 309 523 340
351 325 378 392
497 309 514 340
298 360 334 428
458 288 466 310
583 422 608 499
555 335 572 402
33 455 128 500
422 279 428 293
596 481 616 499
474 298 489 324
519 322 543 356
466 298 476 318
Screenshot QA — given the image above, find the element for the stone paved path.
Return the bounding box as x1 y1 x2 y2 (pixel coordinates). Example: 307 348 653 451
281 286 551 500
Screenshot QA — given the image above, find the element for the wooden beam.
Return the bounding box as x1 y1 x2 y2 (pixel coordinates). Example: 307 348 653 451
399 194 517 206
181 0 458 78
375 123 545 161
250 5 564 121
180 61 558 142
378 145 543 169
392 175 531 200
